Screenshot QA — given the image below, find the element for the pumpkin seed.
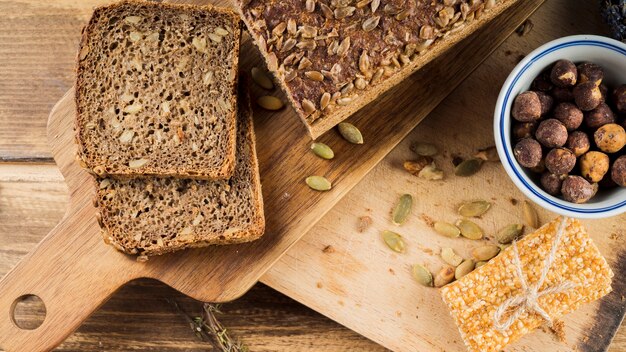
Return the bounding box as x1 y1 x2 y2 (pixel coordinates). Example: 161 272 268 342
310 142 334 160
434 221 460 238
456 219 483 240
434 265 455 287
392 194 413 225
523 201 540 228
257 96 283 110
412 264 433 287
441 247 463 267
455 259 475 280
382 230 405 253
474 146 500 162
475 261 487 268
496 224 524 244
454 158 483 176
411 142 438 157
472 245 500 261
251 67 273 90
337 122 364 144
305 176 332 191
458 200 491 217
418 163 444 180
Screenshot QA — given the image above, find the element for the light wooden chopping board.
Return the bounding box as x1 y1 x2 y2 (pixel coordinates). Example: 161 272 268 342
262 1 626 351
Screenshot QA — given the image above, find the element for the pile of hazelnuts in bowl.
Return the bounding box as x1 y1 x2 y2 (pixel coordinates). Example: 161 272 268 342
512 59 626 204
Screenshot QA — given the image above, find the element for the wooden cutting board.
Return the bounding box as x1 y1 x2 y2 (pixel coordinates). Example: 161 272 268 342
261 1 626 351
0 0 537 351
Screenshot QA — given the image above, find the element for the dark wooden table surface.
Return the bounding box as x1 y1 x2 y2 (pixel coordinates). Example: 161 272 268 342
1 0 625 351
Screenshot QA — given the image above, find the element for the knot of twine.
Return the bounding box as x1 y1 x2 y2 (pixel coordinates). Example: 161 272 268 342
493 217 578 331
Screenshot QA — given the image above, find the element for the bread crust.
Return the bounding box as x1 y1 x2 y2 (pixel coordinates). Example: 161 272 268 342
75 0 241 179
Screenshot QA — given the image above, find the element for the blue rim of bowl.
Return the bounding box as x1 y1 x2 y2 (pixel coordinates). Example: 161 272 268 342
499 39 626 214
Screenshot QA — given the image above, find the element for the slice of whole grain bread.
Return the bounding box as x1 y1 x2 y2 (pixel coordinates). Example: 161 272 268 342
95 82 265 257
76 0 241 179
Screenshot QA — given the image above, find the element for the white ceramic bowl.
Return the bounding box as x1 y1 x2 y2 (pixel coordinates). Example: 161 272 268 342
494 35 626 219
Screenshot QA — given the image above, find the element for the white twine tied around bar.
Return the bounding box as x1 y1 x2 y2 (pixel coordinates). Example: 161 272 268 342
493 217 578 331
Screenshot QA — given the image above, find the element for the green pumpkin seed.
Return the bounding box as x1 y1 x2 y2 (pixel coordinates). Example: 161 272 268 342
434 221 460 238
458 200 491 218
382 230 406 253
454 158 483 177
455 259 475 280
412 264 433 287
475 261 487 268
456 219 483 240
251 67 274 90
496 224 524 244
337 122 364 144
305 176 332 191
434 265 455 287
523 200 540 228
472 245 500 261
257 96 284 110
411 142 438 157
392 194 413 225
441 247 463 267
310 142 334 160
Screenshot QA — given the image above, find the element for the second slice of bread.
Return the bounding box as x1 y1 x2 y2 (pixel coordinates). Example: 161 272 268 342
76 1 241 179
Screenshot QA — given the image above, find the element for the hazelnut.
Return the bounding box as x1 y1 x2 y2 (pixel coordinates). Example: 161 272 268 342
613 85 626 114
513 138 542 168
512 121 537 140
536 91 553 116
611 155 626 186
550 59 577 87
576 62 603 86
594 123 626 153
561 175 598 204
540 172 566 196
531 70 554 92
553 102 583 131
535 119 568 148
579 151 610 183
565 131 590 157
551 87 574 103
573 82 602 111
529 158 546 174
512 91 542 122
545 148 576 175
600 84 608 103
584 103 615 129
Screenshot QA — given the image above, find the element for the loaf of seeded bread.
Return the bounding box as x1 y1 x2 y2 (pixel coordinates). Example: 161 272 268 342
235 0 515 138
76 0 241 179
95 83 265 257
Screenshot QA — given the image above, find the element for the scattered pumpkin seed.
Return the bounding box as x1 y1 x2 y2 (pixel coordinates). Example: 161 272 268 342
455 259 475 280
392 194 413 225
472 245 500 261
523 200 540 228
434 265 455 287
454 158 483 176
418 163 444 180
412 264 433 287
257 96 284 110
441 247 463 267
474 146 500 162
411 142 438 157
434 221 461 238
403 156 433 176
496 224 524 244
456 219 483 240
310 142 334 160
305 176 332 191
251 67 274 90
475 261 488 268
458 200 491 218
382 230 406 253
337 122 364 144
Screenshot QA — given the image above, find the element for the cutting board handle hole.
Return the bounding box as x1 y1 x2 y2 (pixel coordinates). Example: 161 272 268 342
10 294 46 330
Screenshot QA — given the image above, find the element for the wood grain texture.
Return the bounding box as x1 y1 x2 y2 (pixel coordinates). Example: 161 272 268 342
263 0 626 351
0 0 525 350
